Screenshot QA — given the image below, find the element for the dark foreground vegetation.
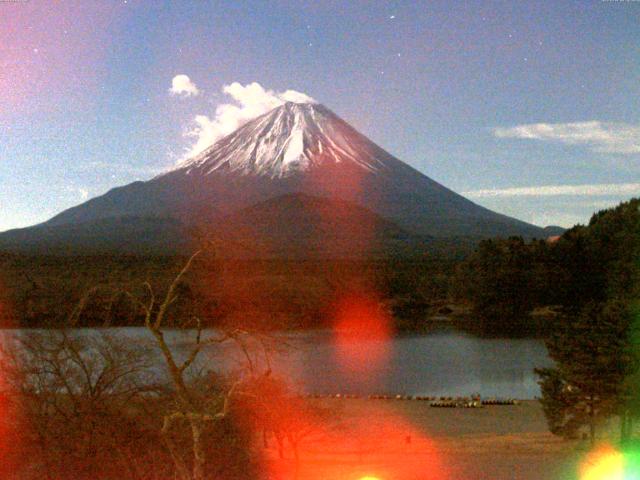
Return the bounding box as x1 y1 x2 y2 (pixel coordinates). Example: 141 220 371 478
0 198 638 478
0 254 458 332
535 199 640 444
0 273 337 479
0 199 638 340
454 198 640 443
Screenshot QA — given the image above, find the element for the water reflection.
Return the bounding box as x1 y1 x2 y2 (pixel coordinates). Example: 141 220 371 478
284 329 551 398
2 327 552 399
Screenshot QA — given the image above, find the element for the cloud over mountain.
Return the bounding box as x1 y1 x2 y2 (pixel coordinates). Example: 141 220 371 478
182 82 315 160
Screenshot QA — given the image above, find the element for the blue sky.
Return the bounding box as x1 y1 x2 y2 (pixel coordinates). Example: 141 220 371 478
1 0 639 231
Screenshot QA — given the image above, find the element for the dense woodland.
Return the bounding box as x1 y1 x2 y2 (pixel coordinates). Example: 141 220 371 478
451 198 640 440
1 198 638 339
453 198 640 442
0 254 458 332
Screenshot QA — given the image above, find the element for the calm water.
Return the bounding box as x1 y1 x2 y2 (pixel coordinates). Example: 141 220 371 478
268 329 552 399
7 327 552 399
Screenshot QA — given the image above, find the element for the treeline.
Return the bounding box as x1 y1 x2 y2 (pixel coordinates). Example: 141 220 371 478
0 255 457 331
3 198 637 339
455 198 640 441
536 199 640 442
452 198 640 336
451 236 559 335
0 251 343 478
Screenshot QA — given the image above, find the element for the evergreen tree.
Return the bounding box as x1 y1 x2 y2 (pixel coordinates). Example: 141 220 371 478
453 236 543 335
533 199 640 442
536 300 636 444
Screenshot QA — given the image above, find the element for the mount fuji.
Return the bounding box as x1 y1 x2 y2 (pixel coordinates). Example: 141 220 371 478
0 102 546 256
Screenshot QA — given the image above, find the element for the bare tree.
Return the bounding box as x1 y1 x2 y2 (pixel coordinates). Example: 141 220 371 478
0 247 280 479
234 373 333 472
126 250 268 480
0 327 161 479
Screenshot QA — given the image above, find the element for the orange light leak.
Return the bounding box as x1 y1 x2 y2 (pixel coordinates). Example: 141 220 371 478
0 278 22 476
578 443 640 480
332 292 393 376
579 444 625 480
259 399 449 480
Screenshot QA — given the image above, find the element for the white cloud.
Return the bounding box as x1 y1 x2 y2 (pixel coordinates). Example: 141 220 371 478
63 186 90 201
181 82 315 160
494 121 640 154
463 183 640 198
169 74 200 97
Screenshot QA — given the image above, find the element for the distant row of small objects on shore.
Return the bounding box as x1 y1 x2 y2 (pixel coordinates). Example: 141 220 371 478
300 393 519 407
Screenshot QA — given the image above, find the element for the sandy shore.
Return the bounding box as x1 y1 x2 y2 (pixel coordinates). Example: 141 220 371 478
262 398 585 480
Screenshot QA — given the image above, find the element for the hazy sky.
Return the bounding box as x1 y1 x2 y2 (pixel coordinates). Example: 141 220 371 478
1 0 639 232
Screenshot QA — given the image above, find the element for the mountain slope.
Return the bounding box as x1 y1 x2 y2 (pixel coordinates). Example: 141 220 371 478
209 193 429 258
0 194 430 257
0 216 194 255
1 102 546 255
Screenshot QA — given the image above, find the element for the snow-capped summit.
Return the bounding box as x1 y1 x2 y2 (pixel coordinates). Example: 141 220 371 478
175 102 389 178
2 100 548 254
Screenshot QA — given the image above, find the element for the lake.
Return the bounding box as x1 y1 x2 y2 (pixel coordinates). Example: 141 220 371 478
266 329 552 399
5 327 553 399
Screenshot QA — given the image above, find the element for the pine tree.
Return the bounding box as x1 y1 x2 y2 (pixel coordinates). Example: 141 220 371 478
535 300 636 444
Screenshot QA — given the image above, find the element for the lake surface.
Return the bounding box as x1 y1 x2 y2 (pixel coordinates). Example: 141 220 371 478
267 329 552 399
6 327 552 399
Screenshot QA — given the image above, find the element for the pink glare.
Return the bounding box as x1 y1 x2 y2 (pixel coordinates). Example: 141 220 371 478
0 1 122 115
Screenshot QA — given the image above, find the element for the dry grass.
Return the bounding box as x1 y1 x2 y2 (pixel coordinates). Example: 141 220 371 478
261 399 584 480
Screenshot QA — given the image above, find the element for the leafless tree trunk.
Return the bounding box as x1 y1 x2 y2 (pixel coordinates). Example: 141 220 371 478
0 322 159 479
127 250 249 480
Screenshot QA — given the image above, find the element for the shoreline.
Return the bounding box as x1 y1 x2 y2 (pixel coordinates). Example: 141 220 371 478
0 321 550 340
264 397 581 480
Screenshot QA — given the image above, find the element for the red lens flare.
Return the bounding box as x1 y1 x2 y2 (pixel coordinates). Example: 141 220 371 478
258 398 449 480
0 278 22 476
331 292 393 376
